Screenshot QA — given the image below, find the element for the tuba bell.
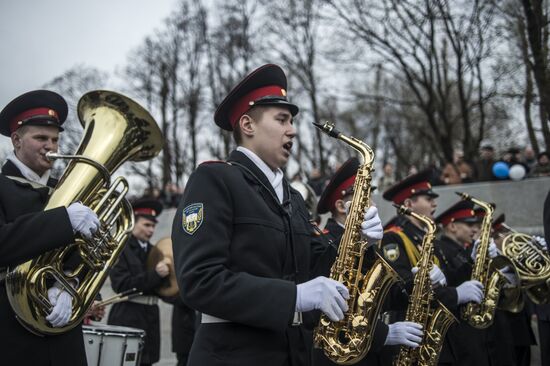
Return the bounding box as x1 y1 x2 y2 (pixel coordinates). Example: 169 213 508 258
6 90 163 335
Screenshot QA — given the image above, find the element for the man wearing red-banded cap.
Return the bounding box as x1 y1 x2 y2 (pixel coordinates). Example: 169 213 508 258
312 158 423 366
378 169 461 365
0 90 100 365
435 200 513 366
172 65 383 366
108 198 167 366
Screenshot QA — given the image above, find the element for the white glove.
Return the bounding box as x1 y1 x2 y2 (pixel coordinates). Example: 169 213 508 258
533 236 548 250
456 280 484 305
360 206 383 242
384 321 423 347
296 276 349 322
66 202 100 239
412 265 447 287
499 266 519 287
46 287 73 327
471 239 498 261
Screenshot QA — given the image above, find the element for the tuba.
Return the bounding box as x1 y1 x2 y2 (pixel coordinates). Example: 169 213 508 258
312 122 400 365
393 205 457 366
456 192 521 328
6 90 163 335
501 227 550 304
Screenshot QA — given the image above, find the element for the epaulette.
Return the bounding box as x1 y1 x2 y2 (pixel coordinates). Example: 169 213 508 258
199 160 229 165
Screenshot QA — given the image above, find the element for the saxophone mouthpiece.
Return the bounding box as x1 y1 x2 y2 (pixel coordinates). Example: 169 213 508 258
392 203 410 215
455 191 470 200
312 121 340 138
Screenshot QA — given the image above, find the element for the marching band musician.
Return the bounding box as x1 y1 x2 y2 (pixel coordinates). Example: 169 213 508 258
378 170 481 365
490 213 537 366
311 158 424 366
108 198 168 366
0 90 100 365
434 201 495 366
171 64 384 366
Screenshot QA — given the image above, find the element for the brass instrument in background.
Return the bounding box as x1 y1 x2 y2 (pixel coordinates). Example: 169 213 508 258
500 227 550 305
146 237 179 298
6 90 163 335
290 180 318 218
393 205 457 366
456 192 521 329
312 121 400 365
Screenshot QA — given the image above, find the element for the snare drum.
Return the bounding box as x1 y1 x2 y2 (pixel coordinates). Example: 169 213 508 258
83 324 145 366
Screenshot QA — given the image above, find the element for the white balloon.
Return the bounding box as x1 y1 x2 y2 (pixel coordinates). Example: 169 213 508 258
509 164 526 181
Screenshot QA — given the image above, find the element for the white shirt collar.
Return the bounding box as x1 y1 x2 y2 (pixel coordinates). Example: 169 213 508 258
6 151 51 185
236 146 285 203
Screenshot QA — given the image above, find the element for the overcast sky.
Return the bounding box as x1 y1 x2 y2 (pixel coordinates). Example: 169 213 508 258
0 0 177 108
0 0 177 149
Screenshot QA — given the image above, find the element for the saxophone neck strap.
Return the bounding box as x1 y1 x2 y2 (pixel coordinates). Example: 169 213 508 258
395 230 440 267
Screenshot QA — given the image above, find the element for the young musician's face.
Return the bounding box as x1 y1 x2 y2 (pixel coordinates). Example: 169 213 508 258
133 217 156 242
248 106 296 170
407 195 437 219
451 221 476 245
11 125 59 176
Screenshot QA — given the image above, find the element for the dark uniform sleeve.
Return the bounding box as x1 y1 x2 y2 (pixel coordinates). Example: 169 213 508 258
109 247 164 294
172 165 296 332
0 206 74 267
379 232 413 311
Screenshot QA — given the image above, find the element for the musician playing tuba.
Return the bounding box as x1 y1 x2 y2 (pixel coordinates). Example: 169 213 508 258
0 90 100 365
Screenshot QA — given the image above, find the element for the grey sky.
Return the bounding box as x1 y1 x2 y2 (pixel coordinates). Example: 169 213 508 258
0 0 177 149
0 0 176 108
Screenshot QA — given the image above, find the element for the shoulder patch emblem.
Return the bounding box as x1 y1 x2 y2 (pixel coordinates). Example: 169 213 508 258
383 243 400 262
182 203 204 235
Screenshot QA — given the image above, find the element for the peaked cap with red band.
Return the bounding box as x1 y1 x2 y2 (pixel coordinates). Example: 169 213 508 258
0 90 68 137
132 198 163 223
317 158 360 214
382 168 438 204
435 200 479 226
214 64 299 131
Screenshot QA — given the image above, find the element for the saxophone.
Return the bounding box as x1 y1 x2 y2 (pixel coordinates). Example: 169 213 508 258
456 192 520 328
393 206 457 366
6 91 163 335
313 122 400 365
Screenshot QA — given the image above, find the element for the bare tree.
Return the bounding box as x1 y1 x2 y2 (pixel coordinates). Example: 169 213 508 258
204 0 261 159
521 0 550 150
327 0 509 174
42 65 109 154
261 0 330 175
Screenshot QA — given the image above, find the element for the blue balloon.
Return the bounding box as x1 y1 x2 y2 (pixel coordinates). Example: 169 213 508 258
492 161 509 179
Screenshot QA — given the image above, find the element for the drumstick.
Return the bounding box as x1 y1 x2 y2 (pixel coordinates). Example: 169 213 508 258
92 288 140 308
95 291 144 307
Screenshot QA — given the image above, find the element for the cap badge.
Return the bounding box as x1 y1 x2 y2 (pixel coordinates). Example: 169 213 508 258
281 88 287 96
48 109 56 116
182 203 204 235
